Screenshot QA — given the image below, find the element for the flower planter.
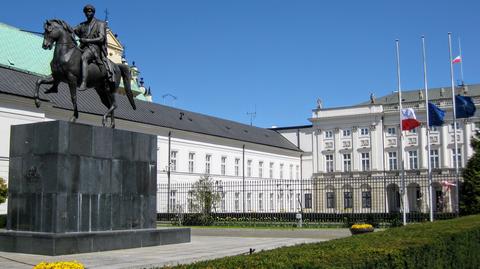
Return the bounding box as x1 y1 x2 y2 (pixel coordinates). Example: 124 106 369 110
350 227 374 235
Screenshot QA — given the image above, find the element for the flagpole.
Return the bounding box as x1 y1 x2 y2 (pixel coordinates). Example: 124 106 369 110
458 38 464 85
422 36 434 222
448 32 460 216
395 39 407 226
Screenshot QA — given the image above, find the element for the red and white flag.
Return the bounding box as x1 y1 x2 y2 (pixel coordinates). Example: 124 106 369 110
441 181 456 191
452 55 462 64
401 108 421 131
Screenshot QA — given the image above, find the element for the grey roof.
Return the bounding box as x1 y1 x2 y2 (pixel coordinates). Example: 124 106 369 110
359 84 480 105
0 66 300 152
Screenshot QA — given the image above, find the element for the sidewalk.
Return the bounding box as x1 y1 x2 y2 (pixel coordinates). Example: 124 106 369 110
0 229 350 269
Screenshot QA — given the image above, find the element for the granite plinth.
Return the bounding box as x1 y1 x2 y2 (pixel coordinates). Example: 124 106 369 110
1 121 190 255
0 228 191 255
7 121 157 233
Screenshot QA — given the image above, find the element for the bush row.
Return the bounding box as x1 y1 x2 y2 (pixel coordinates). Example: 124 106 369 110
165 214 480 268
161 212 457 228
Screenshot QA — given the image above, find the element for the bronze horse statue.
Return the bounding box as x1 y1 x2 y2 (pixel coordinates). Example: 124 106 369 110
34 19 136 128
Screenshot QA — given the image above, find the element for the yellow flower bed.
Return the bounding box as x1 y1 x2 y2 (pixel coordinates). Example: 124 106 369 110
33 261 84 269
351 224 373 229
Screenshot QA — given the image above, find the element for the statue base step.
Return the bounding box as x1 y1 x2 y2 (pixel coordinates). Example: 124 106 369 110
0 228 190 256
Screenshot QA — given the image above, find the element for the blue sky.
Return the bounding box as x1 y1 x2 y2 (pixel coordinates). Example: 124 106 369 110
3 1 479 127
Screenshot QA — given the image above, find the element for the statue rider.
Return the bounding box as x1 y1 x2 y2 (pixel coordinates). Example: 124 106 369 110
74 4 114 91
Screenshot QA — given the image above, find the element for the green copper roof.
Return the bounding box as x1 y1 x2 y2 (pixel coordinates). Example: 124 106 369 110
0 23 53 76
135 93 147 101
0 22 146 98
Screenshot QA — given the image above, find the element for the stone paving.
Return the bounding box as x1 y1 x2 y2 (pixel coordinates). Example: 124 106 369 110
0 228 350 269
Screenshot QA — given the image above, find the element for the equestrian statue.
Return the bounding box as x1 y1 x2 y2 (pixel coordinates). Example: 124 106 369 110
34 4 136 128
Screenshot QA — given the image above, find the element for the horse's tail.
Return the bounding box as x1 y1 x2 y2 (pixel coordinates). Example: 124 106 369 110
118 64 136 110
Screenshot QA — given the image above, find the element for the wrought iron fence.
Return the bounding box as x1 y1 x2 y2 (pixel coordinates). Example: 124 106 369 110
157 174 459 224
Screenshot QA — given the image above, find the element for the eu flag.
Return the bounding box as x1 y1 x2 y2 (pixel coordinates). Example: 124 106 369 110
455 95 476 118
428 103 445 127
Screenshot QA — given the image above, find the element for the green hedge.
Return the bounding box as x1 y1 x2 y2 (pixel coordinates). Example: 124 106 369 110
167 215 480 269
0 214 6 228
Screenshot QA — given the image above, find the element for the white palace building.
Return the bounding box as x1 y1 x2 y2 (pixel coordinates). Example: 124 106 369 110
275 85 480 214
0 22 479 215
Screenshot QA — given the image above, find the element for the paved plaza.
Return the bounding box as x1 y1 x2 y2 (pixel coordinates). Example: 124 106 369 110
0 228 350 269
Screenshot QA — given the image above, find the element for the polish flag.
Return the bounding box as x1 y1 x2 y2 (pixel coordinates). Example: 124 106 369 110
452 56 462 64
401 108 421 131
441 181 456 191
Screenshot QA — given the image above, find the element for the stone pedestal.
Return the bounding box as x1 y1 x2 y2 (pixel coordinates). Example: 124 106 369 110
0 121 190 255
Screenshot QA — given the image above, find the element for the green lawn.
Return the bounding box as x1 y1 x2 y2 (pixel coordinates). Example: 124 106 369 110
162 215 480 269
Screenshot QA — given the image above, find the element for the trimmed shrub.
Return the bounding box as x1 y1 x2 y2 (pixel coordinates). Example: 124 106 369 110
182 213 214 226
167 215 480 268
0 214 6 228
0 177 7 205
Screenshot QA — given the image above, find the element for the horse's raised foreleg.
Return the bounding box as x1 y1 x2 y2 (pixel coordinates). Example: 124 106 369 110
34 75 55 108
45 80 60 94
68 81 79 122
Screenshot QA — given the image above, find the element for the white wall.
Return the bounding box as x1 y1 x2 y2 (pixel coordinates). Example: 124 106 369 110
0 102 49 214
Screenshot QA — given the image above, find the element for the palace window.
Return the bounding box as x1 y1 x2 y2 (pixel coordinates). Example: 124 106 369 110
342 129 351 137
258 161 264 178
304 193 312 209
235 158 240 176
234 192 240 212
343 153 352 172
247 160 252 177
221 156 227 175
344 191 353 209
362 191 372 208
205 154 211 174
388 151 398 170
258 193 264 212
452 148 462 168
188 152 195 173
360 127 369 136
387 127 396 136
326 192 335 209
408 150 418 170
170 151 177 172
325 130 333 139
269 162 274 178
325 154 334 172
430 149 440 169
361 152 370 171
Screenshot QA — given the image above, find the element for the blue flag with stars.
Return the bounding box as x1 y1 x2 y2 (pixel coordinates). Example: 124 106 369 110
455 95 476 118
428 102 445 127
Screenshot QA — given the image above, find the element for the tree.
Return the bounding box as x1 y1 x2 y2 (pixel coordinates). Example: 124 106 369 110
190 175 221 215
0 177 7 204
182 175 222 226
460 130 480 215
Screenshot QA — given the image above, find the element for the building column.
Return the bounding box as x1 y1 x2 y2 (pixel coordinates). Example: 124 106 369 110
316 129 323 173
352 126 358 171
369 125 377 171
334 128 341 172
440 124 449 168
419 124 428 169
464 121 473 159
